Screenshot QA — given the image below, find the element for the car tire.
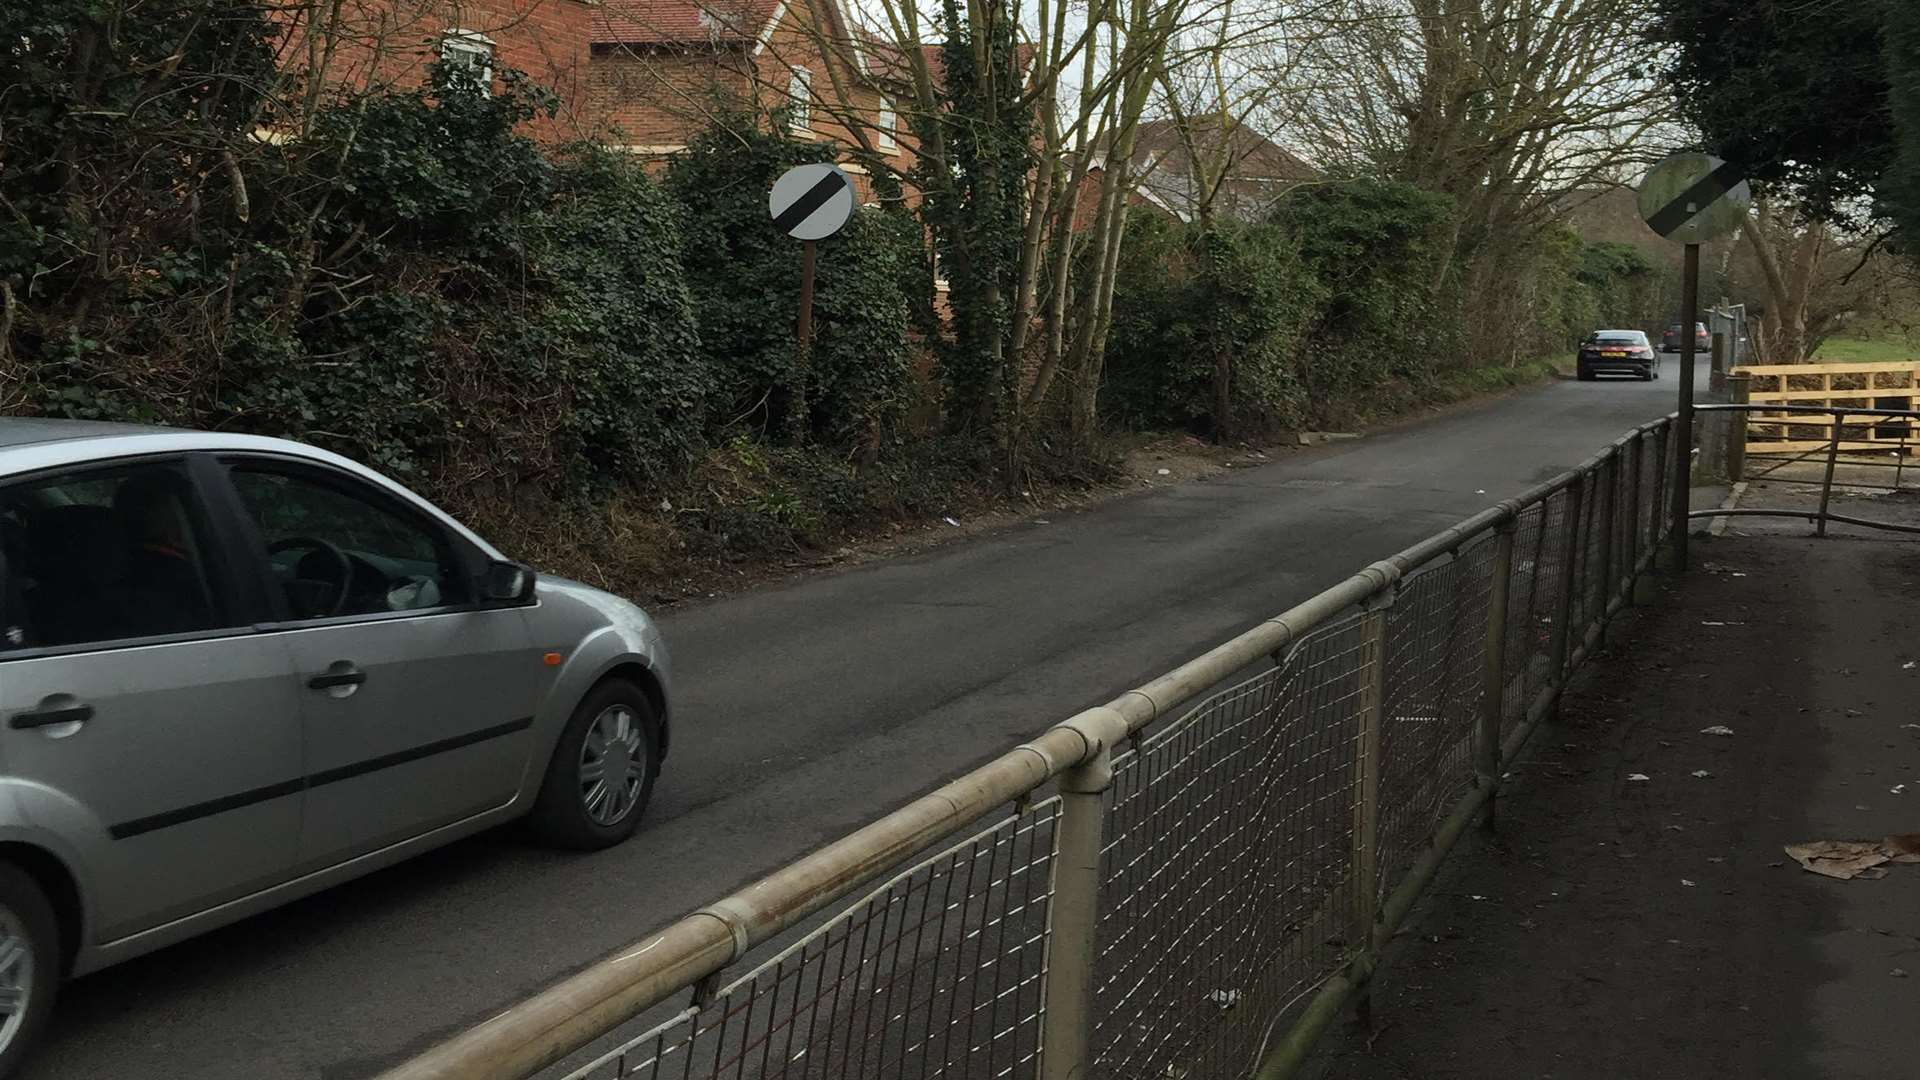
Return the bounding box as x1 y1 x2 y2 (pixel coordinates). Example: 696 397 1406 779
0 863 60 1079
1577 367 1596 382
528 680 662 851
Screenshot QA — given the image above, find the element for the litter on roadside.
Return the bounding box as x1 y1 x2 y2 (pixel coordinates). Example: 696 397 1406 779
1627 773 1651 782
1692 770 1713 778
943 516 960 526
1700 725 1735 737
1783 835 1920 881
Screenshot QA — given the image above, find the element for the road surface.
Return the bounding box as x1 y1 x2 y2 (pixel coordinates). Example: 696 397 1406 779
27 363 1699 1079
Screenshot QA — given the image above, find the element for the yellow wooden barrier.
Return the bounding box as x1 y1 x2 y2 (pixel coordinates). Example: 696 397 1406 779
1731 360 1920 456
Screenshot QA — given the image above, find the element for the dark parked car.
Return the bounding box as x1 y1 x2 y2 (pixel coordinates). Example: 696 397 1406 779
1662 322 1710 353
1577 330 1660 381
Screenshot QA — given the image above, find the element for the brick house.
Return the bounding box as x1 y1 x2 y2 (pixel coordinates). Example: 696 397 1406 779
1070 119 1318 232
588 0 914 204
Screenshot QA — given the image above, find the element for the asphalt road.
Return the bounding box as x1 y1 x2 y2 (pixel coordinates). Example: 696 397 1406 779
26 362 1698 1080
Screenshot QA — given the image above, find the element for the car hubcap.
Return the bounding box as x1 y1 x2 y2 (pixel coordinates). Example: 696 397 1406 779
0 907 34 1053
579 705 647 827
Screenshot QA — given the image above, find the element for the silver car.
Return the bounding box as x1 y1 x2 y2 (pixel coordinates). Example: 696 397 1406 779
0 418 671 1073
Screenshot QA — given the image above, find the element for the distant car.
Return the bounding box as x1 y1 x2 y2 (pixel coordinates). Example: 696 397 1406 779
0 419 671 1075
1662 322 1710 353
1577 330 1661 381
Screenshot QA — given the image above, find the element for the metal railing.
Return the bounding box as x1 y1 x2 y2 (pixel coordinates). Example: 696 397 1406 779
380 417 1680 1080
1702 401 1920 537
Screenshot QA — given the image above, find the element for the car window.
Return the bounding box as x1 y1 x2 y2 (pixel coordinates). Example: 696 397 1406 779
230 467 469 620
0 462 233 651
1594 333 1641 344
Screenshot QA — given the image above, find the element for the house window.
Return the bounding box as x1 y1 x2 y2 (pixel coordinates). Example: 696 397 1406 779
878 95 897 152
788 67 812 134
440 29 495 95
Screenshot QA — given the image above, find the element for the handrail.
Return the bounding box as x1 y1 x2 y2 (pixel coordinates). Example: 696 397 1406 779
1692 402 1919 536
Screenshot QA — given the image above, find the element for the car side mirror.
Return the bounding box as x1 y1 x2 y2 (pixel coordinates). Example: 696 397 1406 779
483 560 537 604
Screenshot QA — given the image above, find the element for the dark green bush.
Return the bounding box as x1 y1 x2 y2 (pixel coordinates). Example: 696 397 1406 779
665 124 921 447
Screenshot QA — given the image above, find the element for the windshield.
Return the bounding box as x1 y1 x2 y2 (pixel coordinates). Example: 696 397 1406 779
1594 333 1643 344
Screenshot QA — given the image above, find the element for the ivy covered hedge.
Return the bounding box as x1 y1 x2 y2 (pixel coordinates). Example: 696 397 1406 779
2 0 918 515
1101 180 1668 435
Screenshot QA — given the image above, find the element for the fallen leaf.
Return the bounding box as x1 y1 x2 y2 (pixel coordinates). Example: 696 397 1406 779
1785 838 1920 880
1700 725 1735 737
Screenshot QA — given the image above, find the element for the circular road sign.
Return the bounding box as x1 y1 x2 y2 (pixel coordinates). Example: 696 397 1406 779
1637 152 1751 245
769 163 855 242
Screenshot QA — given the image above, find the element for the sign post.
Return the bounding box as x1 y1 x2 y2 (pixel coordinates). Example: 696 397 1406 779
1637 152 1751 571
768 163 855 441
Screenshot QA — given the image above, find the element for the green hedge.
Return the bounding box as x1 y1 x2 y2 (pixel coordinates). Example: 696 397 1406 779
1103 181 1670 433
665 125 918 448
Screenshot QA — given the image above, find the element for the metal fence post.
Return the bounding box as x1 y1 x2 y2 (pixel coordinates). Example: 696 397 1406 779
1040 745 1112 1080
1727 374 1751 482
1476 520 1515 831
1549 474 1584 681
1816 408 1844 539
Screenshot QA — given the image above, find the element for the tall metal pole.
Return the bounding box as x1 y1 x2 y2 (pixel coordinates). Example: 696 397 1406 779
1671 242 1700 570
797 239 817 350
789 239 818 443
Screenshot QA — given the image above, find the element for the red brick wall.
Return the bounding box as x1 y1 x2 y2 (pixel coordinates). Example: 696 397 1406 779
274 0 598 138
589 44 754 147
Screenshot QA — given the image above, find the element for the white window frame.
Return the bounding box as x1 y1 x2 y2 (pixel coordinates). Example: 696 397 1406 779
877 95 897 153
788 67 813 134
440 29 496 96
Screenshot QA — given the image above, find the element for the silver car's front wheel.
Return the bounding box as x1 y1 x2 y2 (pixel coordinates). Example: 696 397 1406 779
529 679 662 850
0 864 59 1078
579 705 648 827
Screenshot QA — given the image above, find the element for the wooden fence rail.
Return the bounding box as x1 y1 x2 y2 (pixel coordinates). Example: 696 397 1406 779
1732 360 1919 456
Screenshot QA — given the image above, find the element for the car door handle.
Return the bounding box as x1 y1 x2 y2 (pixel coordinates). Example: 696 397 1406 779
307 670 368 690
10 704 95 730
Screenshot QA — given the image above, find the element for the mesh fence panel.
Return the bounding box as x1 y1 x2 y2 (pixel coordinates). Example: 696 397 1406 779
1093 617 1370 1080
1641 430 1664 556
562 802 1062 1080
1510 489 1568 723
1375 536 1494 890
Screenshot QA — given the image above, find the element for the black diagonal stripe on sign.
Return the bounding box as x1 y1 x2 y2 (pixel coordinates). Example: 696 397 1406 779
772 171 848 235
1647 160 1746 238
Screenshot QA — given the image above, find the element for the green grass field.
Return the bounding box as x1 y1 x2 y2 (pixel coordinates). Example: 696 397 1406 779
1811 336 1920 363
